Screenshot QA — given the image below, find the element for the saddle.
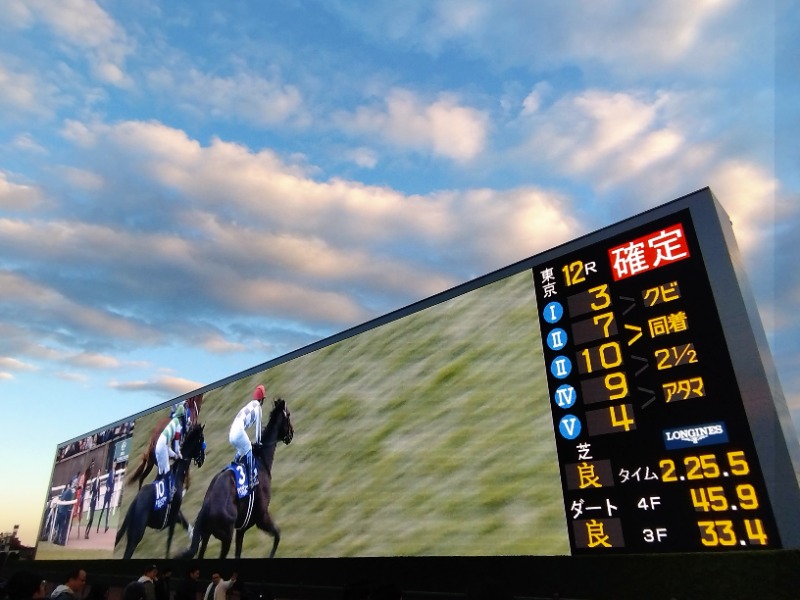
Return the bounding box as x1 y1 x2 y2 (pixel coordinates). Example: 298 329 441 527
225 460 257 530
153 472 174 511
226 459 258 500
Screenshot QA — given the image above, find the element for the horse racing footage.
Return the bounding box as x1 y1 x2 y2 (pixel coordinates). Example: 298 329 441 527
107 270 568 559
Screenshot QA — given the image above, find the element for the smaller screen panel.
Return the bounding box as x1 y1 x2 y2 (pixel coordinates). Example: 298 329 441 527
533 210 781 553
35 422 135 559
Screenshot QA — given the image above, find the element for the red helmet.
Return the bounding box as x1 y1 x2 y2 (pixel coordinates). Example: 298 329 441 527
253 384 266 401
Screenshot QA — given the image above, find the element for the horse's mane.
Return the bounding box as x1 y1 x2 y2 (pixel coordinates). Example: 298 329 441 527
260 398 286 435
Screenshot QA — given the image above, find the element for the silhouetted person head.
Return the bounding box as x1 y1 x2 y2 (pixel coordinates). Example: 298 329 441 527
122 582 146 600
85 584 108 600
6 570 45 599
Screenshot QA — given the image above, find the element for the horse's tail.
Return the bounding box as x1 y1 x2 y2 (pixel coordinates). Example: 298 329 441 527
126 453 148 486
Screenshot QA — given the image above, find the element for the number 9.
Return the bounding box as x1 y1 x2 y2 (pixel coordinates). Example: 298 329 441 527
605 372 629 400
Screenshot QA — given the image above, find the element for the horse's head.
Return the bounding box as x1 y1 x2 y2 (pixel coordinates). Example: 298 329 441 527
182 423 206 468
186 393 203 427
262 398 294 446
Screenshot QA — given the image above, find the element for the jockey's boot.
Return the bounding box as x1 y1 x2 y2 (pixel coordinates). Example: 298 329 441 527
246 451 257 491
166 471 176 503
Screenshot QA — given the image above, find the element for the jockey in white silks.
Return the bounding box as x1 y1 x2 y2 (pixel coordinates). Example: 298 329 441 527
229 385 265 491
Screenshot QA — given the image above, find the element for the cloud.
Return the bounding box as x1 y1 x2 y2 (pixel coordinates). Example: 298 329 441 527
25 0 133 86
0 62 56 117
521 82 552 116
345 147 379 169
706 159 779 255
323 0 754 78
0 357 36 372
0 118 582 388
199 335 247 355
0 355 36 381
55 372 89 383
65 352 122 369
0 172 47 210
146 67 305 127
11 133 47 154
519 89 685 188
109 375 203 396
509 86 783 249
57 166 106 191
61 120 98 147
0 0 35 27
337 89 489 162
0 269 160 345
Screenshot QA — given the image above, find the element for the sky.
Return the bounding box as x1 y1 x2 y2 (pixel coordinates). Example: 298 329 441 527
0 0 797 547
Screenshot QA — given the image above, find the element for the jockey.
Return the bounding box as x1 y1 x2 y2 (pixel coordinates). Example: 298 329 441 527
229 385 265 491
171 400 190 430
155 403 186 502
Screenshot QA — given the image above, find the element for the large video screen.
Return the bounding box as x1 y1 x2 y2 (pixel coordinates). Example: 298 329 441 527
113 270 568 559
35 188 800 560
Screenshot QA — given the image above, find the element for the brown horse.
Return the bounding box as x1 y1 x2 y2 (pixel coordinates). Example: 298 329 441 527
127 394 203 489
178 399 294 559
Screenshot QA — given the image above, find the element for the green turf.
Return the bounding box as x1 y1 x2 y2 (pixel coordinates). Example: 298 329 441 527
114 270 570 559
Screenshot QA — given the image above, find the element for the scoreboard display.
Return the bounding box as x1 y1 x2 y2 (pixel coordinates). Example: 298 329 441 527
532 193 799 553
36 187 800 562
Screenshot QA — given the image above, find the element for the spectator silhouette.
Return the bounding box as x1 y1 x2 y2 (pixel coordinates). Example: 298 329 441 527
137 566 157 600
5 570 45 599
122 582 146 600
85 584 108 600
50 569 87 600
174 567 200 600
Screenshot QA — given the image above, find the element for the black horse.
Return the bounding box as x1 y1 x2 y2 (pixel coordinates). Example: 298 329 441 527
178 399 293 559
115 423 205 559
127 394 204 490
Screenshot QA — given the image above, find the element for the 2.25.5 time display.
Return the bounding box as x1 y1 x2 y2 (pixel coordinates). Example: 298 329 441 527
659 450 749 481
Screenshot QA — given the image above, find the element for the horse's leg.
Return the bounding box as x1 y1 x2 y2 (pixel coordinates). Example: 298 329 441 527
218 530 233 559
166 519 176 559
268 525 280 559
255 517 280 558
176 510 193 542
198 533 210 559
124 498 148 560
234 529 245 560
114 504 130 547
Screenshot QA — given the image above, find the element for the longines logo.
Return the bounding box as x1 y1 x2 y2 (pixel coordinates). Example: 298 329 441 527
663 421 729 450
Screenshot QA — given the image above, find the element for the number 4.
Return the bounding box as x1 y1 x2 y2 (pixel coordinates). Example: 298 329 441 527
609 404 635 431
